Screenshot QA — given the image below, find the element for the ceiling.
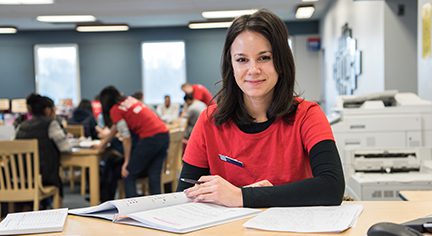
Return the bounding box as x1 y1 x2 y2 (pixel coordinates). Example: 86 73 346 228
0 0 334 31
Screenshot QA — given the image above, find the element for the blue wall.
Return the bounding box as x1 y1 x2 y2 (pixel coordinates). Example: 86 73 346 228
0 21 318 100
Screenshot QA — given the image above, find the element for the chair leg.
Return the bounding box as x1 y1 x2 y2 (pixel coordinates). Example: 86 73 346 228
80 167 86 196
117 180 125 199
33 199 39 211
7 202 14 213
53 190 61 209
69 166 75 192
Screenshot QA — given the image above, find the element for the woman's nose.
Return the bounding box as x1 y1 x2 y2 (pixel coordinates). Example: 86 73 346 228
247 62 261 74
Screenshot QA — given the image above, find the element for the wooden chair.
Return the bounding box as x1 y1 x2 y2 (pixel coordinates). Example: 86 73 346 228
64 124 86 195
118 129 184 198
65 124 84 138
0 140 60 215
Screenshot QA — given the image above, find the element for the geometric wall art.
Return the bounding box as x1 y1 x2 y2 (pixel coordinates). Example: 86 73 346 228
333 23 362 95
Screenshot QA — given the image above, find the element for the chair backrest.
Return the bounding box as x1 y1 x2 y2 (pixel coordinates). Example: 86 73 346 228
160 129 184 189
0 139 40 201
66 124 84 138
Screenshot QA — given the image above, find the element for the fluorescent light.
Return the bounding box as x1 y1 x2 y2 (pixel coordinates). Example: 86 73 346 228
0 27 17 34
0 0 53 4
76 24 129 32
302 0 319 2
202 9 257 19
37 15 96 23
188 21 232 29
295 6 315 19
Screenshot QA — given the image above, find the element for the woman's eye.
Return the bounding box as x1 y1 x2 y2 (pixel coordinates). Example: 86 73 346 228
259 55 272 61
236 58 248 63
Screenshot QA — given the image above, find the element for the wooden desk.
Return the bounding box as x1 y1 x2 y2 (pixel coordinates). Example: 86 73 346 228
31 201 432 235
399 190 432 201
61 148 101 206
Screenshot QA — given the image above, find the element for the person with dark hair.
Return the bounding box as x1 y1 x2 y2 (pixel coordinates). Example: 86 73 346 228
177 9 345 208
68 99 98 139
182 94 206 140
98 86 169 197
12 93 39 128
15 94 72 205
181 83 215 106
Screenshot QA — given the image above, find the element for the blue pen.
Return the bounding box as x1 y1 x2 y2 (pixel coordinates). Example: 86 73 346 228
218 154 244 167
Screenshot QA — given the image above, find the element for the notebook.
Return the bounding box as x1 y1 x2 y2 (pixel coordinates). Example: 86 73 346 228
0 208 68 235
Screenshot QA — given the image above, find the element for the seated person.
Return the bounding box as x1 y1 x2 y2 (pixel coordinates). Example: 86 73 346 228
182 94 206 140
156 95 180 123
15 94 72 205
177 9 345 208
68 99 98 139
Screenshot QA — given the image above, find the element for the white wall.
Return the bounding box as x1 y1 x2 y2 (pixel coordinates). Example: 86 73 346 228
418 0 432 101
292 35 322 102
321 0 386 113
384 0 418 92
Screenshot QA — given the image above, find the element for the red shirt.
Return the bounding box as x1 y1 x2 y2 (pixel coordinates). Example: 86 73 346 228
183 99 334 187
91 100 102 119
192 84 215 106
110 96 168 139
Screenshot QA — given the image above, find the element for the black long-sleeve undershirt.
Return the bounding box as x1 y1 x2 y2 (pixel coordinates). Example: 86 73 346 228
176 139 345 207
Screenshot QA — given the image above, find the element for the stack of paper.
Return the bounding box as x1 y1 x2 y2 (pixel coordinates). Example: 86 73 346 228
243 204 363 233
0 208 68 235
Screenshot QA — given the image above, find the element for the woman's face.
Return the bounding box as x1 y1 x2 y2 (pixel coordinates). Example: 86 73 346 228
230 31 278 102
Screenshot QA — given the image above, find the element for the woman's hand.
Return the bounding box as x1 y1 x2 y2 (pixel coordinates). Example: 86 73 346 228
184 175 243 207
244 180 273 188
121 162 129 178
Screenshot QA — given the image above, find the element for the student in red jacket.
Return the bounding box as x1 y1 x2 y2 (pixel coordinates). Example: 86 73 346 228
181 83 215 106
177 9 345 208
98 86 169 197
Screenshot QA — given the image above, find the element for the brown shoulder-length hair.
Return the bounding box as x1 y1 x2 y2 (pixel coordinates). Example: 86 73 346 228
213 9 298 126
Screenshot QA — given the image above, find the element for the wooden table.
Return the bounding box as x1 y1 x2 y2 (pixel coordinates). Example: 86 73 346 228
399 190 432 201
61 148 101 206
27 201 432 235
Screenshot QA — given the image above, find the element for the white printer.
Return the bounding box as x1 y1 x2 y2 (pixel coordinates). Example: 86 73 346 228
331 91 432 165
345 147 432 201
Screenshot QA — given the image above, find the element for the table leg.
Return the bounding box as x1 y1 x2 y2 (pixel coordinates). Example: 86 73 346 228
89 155 100 206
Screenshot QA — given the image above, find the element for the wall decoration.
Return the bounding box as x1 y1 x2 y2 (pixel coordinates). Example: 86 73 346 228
333 23 362 95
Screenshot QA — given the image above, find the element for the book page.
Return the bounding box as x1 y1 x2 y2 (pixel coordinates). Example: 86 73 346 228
68 201 117 220
125 202 260 233
243 204 363 233
69 192 190 219
112 192 190 216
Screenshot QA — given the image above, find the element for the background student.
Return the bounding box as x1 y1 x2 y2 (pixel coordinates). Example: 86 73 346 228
177 9 345 208
15 94 72 206
98 86 169 197
181 82 215 106
156 95 180 124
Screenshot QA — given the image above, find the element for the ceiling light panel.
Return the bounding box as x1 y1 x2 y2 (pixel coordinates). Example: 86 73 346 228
76 24 129 32
0 0 53 4
0 26 17 34
202 9 257 19
295 6 315 19
188 21 232 29
37 15 96 23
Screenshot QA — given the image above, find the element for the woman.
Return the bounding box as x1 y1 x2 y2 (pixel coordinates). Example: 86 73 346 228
98 86 169 197
177 9 345 208
16 94 72 202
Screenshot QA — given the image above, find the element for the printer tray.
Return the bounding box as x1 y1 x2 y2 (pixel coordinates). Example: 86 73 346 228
403 217 432 233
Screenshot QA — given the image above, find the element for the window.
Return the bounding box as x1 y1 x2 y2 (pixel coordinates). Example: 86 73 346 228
142 41 186 105
34 44 81 105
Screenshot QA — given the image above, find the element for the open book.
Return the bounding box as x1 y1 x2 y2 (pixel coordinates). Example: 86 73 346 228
69 192 260 233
